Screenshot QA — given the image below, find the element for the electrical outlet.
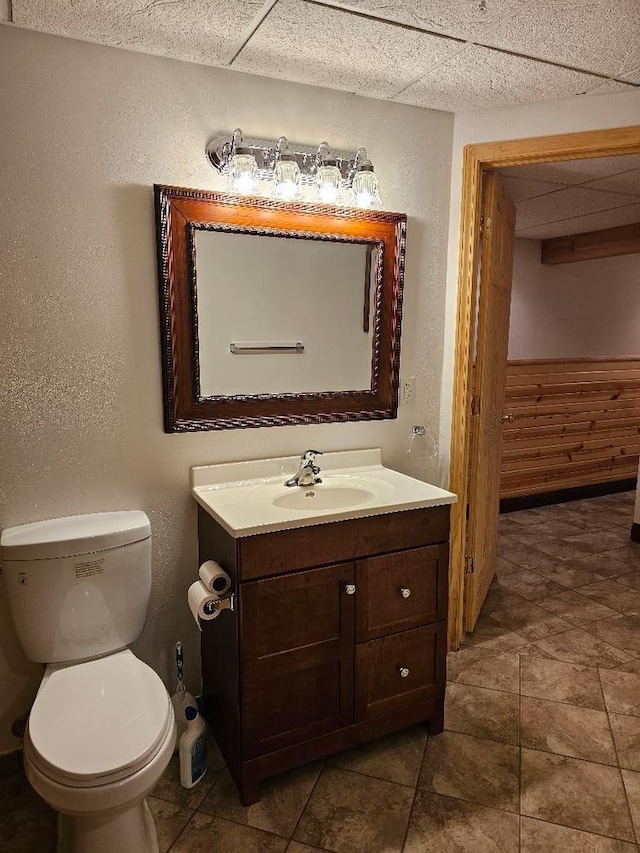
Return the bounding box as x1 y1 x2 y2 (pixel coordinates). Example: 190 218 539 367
402 376 415 405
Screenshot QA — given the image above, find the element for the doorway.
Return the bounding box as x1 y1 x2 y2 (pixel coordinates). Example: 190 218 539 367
448 125 640 652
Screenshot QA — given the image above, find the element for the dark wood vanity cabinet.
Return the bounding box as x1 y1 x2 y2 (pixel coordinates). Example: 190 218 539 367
198 504 449 805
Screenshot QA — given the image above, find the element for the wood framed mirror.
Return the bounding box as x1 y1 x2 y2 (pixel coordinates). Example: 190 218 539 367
154 185 406 432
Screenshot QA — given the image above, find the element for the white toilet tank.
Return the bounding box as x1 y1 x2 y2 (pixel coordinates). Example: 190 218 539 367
1 511 152 664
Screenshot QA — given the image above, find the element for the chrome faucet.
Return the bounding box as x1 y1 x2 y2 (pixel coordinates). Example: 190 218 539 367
285 450 323 487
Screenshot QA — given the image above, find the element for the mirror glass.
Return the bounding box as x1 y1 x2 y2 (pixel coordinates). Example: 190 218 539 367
195 230 378 397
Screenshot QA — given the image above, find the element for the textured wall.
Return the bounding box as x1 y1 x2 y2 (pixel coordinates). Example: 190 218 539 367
509 239 640 359
0 25 454 753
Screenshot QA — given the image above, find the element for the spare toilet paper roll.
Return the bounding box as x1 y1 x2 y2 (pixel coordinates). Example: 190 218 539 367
188 580 222 628
198 560 231 596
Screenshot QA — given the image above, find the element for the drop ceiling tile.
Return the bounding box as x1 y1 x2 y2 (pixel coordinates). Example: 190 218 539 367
331 0 525 41
583 169 640 197
584 78 639 96
234 0 461 99
394 44 602 112
480 0 640 78
500 155 640 186
516 202 640 239
516 186 640 230
11 0 264 65
501 175 562 202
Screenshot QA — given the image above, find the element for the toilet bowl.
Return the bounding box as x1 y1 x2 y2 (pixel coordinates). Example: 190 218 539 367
23 650 176 853
1 511 176 853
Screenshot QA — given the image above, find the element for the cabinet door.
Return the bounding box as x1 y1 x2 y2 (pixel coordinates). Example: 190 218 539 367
241 563 355 759
356 544 448 642
355 623 446 722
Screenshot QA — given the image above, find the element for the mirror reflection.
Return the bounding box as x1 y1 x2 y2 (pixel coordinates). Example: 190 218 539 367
194 230 379 397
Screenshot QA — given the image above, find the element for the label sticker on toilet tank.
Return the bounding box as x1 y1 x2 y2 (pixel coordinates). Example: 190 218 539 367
74 558 105 579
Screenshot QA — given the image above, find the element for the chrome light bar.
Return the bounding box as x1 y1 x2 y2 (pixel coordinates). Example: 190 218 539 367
206 128 369 184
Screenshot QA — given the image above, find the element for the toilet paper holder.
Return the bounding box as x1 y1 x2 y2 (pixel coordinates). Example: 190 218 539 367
202 593 235 616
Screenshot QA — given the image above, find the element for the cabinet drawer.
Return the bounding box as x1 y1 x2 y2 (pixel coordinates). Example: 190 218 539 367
356 544 448 642
239 506 450 580
355 623 446 722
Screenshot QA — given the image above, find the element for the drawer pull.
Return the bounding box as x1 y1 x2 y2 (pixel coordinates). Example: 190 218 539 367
344 583 356 595
399 667 410 678
400 587 411 599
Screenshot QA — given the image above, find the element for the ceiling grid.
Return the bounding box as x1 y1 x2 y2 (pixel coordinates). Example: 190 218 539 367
3 0 639 111
499 155 640 239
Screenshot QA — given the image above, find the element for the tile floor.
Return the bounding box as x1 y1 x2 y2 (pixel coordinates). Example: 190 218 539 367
2 491 640 852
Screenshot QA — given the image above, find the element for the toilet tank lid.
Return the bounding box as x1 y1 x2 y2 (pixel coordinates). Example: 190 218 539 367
0 511 151 560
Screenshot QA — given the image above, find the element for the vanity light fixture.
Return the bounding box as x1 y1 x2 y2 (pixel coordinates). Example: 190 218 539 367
229 146 258 195
351 157 381 208
315 158 342 204
206 128 382 208
273 154 301 201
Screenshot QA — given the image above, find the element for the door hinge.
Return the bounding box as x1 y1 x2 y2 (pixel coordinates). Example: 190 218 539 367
465 554 475 575
480 215 492 239
471 394 481 416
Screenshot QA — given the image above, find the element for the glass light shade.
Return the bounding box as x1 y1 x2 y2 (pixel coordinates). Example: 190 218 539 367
315 163 342 204
273 156 301 201
229 150 257 195
352 167 381 208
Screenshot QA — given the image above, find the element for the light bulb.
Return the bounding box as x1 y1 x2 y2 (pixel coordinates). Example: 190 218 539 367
315 161 342 204
355 189 374 208
319 182 339 203
273 154 301 201
279 181 298 201
233 172 255 194
351 161 381 208
229 147 257 195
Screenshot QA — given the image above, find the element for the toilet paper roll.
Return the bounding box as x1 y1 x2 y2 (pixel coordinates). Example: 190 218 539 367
198 560 231 596
188 580 222 629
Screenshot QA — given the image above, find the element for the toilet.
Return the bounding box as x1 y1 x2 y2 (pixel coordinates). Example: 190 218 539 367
1 511 176 853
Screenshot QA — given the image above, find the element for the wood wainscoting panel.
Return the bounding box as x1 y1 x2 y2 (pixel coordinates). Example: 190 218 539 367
500 357 640 499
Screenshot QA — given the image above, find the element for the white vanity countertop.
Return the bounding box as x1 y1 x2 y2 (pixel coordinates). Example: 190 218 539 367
191 449 457 538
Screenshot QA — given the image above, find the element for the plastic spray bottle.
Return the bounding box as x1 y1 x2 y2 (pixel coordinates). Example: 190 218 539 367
179 705 208 788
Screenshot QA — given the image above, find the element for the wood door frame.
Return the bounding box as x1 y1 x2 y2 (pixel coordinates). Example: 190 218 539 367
448 125 640 651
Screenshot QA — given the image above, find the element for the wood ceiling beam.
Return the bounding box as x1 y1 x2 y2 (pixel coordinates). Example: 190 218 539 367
541 222 640 265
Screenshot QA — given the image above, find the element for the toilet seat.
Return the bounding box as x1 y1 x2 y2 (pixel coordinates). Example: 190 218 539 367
27 649 172 788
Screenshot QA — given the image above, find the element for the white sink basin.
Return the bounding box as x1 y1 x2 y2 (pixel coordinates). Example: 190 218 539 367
191 449 457 538
272 485 376 511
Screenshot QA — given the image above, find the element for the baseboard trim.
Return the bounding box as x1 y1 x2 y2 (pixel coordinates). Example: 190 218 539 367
500 478 637 514
632 522 640 544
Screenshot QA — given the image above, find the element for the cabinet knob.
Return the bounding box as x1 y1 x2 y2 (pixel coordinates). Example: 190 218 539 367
400 587 411 599
399 667 410 678
344 583 356 595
